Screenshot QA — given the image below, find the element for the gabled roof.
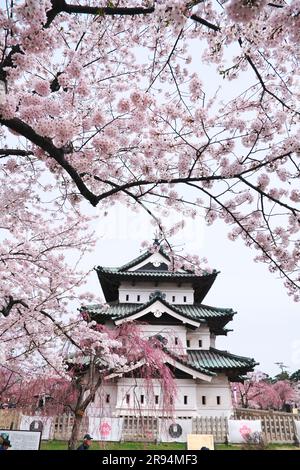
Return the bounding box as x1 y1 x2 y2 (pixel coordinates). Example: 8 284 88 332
70 347 256 381
85 296 235 324
119 244 170 271
166 348 257 381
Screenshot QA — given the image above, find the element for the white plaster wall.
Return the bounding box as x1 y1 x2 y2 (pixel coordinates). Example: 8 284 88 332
115 378 198 415
196 374 233 417
87 383 118 417
98 376 233 418
140 323 187 354
186 326 211 349
119 281 194 304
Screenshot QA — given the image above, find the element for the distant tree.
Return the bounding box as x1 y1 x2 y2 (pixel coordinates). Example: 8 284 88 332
290 370 300 382
232 372 295 410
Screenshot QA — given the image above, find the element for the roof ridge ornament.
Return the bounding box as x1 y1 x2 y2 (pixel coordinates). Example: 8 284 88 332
149 290 166 300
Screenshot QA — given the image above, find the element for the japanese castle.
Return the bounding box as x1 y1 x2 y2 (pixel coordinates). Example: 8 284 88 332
84 243 257 419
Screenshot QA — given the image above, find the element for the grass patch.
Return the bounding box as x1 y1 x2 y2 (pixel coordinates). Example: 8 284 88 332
40 440 300 451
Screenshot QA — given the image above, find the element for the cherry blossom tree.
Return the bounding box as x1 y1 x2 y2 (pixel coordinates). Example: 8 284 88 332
0 321 176 450
65 321 176 450
232 372 295 410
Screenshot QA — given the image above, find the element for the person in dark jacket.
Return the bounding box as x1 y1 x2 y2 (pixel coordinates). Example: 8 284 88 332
0 439 12 450
77 434 93 450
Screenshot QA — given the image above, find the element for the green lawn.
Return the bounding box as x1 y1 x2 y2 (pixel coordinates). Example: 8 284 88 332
40 440 300 451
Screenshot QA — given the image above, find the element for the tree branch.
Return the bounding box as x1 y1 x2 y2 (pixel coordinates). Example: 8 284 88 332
1 296 27 317
190 14 220 31
0 148 33 157
0 117 99 206
45 0 155 28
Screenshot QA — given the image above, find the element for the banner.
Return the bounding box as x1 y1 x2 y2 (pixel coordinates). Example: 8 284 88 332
19 414 53 440
158 418 193 443
228 419 262 444
295 420 300 442
88 417 123 441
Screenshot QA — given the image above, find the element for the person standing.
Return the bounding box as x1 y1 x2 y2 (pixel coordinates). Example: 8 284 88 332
0 439 12 450
76 434 93 450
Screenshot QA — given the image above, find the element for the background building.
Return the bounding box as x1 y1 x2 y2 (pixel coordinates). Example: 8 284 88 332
84 243 257 419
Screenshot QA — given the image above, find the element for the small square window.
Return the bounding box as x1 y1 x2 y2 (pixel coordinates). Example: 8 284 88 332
106 394 110 404
140 395 144 404
184 395 188 405
186 340 190 348
202 396 206 405
126 394 130 404
172 296 175 302
217 396 221 405
155 395 159 405
137 295 140 301
126 294 129 301
183 296 187 303
198 340 202 348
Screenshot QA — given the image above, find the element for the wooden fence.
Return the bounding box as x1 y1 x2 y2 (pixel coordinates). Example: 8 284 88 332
193 416 228 443
235 408 300 443
122 416 158 442
52 414 88 441
0 409 22 430
0 408 299 444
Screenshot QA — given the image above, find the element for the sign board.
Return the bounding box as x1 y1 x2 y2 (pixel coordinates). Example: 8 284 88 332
187 434 214 450
88 417 124 441
0 429 41 450
158 418 193 443
228 419 262 444
20 415 53 440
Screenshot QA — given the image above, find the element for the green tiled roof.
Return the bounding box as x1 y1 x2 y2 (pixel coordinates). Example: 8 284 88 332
84 297 235 323
68 348 256 377
97 267 215 278
187 348 257 371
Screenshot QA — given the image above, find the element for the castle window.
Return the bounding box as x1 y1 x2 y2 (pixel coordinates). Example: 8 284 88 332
170 397 174 405
137 295 140 301
175 337 179 346
126 294 129 301
140 395 144 404
202 396 206 405
186 339 190 348
217 396 221 405
106 394 110 404
155 395 159 405
184 395 188 405
183 296 187 303
198 340 202 348
172 295 176 302
126 394 130 405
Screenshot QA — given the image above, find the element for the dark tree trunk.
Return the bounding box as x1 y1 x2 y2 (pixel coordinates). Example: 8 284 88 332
68 409 84 450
